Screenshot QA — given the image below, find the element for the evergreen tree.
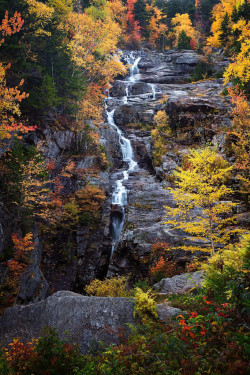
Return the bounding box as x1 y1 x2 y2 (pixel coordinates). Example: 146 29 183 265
177 29 191 49
134 0 149 37
219 12 230 45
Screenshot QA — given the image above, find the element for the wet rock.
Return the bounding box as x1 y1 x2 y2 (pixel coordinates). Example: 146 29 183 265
42 129 76 159
108 167 209 280
111 204 124 215
110 80 127 97
162 155 178 175
129 82 152 96
114 104 155 126
153 271 205 294
0 291 139 354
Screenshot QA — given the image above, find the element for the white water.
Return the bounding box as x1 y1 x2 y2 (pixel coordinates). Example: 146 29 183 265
123 86 129 104
107 53 139 256
149 83 156 100
125 52 141 83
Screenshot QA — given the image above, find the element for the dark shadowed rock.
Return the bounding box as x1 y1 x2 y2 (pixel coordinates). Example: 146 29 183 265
17 234 49 304
0 291 138 353
129 82 152 96
154 271 205 294
110 80 127 97
114 104 156 126
0 291 185 352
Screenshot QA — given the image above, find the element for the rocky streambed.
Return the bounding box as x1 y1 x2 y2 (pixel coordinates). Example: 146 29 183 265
105 49 232 280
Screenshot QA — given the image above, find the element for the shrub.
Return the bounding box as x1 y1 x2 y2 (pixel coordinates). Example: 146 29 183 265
191 61 213 81
85 276 131 297
133 287 158 322
150 242 182 282
2 328 85 375
203 234 250 309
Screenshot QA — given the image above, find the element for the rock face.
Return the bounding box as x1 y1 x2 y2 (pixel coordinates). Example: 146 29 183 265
154 271 205 294
106 49 232 279
137 50 203 84
0 291 183 352
17 230 49 304
0 291 138 353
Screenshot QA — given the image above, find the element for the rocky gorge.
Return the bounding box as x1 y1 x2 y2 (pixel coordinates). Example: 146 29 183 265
0 48 244 351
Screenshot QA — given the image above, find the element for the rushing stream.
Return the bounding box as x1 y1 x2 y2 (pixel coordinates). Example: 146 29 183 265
106 53 141 257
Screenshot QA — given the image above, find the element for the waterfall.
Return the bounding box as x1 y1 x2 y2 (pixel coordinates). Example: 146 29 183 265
149 83 156 100
123 85 129 104
106 53 139 257
124 52 141 83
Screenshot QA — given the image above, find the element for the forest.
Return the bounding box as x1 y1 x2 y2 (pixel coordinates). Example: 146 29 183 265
0 0 249 374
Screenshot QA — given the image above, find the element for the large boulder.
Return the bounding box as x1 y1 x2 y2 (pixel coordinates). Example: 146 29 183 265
154 271 205 294
157 303 184 322
0 291 138 353
0 291 185 353
113 103 156 126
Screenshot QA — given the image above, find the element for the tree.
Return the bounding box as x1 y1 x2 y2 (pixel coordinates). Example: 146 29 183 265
164 147 239 254
177 29 191 49
223 19 250 87
227 86 250 202
66 7 126 126
151 110 170 166
219 12 230 44
145 1 167 48
125 0 141 47
0 11 35 152
207 0 239 49
171 13 198 47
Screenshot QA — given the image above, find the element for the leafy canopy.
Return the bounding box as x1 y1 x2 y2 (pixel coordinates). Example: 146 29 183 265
164 147 239 254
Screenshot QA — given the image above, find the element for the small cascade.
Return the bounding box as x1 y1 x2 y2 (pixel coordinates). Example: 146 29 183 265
129 57 141 82
107 107 137 257
149 83 156 100
123 85 129 104
124 52 141 83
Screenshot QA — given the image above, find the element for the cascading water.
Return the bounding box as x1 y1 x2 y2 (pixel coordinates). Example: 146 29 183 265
123 86 129 104
126 52 141 83
107 53 140 257
149 83 156 100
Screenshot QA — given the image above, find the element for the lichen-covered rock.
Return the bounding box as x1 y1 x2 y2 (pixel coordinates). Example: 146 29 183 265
0 291 139 353
154 271 205 294
157 303 184 322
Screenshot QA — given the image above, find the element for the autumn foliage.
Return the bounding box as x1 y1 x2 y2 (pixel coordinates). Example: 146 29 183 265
165 147 240 254
124 0 141 47
227 86 250 200
1 233 35 307
0 12 35 149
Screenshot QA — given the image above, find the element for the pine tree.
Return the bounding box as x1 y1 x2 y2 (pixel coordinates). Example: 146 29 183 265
177 29 191 49
219 12 230 45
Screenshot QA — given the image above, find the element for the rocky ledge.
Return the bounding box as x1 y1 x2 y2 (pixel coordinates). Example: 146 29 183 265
0 290 184 353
